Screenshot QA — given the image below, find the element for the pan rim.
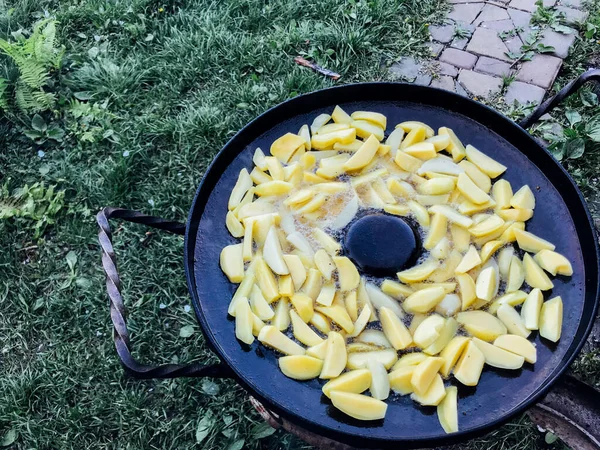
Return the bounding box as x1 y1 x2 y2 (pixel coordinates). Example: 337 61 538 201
183 81 600 448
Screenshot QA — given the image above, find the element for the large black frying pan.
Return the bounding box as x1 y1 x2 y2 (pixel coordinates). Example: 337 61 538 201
97 69 600 449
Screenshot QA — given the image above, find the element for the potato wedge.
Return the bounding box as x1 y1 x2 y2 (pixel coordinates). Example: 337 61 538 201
456 311 507 341
320 331 347 379
453 340 485 386
471 337 524 369
330 391 388 421
322 369 371 398
539 296 563 342
279 355 323 380
437 386 459 434
494 334 537 364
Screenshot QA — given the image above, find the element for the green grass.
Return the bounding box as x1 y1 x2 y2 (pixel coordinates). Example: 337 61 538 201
0 0 598 448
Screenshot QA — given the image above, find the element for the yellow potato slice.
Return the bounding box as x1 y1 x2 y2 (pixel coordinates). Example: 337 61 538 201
403 287 446 314
404 142 437 160
429 250 462 283
316 283 336 307
400 126 427 150
272 298 290 331
255 180 293 197
306 340 329 359
283 255 306 290
425 317 458 355
412 282 457 294
235 297 255 345
440 336 469 377
228 168 253 210
513 229 555 253
498 208 533 222
416 194 450 206
387 178 415 197
329 391 388 421
384 204 410 216
316 123 350 135
310 312 332 335
411 374 446 406
413 314 446 348
333 256 360 291
497 304 531 338
506 255 525 292
458 160 491 193
395 149 424 172
290 310 323 347
397 258 439 283
351 119 385 141
411 357 444 395
418 178 456 195
228 272 255 316
457 172 490 205
343 135 380 171
290 293 314 323
456 311 507 341
488 290 527 314
539 296 563 342
455 245 482 274
429 205 473 228
279 355 323 380
521 288 543 330
469 215 505 238
320 331 347 379
254 257 280 302
408 200 430 227
311 128 356 150
471 337 524 369
250 285 275 320
431 237 451 260
453 340 485 386
379 306 413 350
398 121 435 137
475 266 496 302
345 291 358 322
523 253 554 291
392 352 429 370
226 211 245 238
458 198 497 215
270 133 306 163
465 144 507 178
315 305 354 334
347 349 399 370
438 127 466 161
367 359 391 400
220 243 245 283
494 334 537 364
356 329 392 348
456 273 477 310
425 134 451 151
302 268 322 300
322 369 372 398
258 325 305 355
492 179 513 209
389 366 415 395
480 240 503 264
534 249 573 276
351 111 387 128
310 113 332 134
381 280 414 299
510 185 535 210
423 213 448 250
437 386 459 434
347 304 372 338
451 223 471 252
332 105 353 124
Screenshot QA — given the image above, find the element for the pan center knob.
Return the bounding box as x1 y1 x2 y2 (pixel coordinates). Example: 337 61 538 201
344 214 421 277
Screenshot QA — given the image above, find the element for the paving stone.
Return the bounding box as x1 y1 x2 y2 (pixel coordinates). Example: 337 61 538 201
389 57 423 81
540 28 577 58
504 36 523 54
415 72 433 86
429 24 455 43
556 6 588 23
466 27 512 62
431 75 457 91
450 36 470 50
509 0 555 11
455 79 470 97
561 0 582 8
439 48 479 69
448 3 485 24
439 61 459 77
457 70 503 98
474 4 510 26
504 81 546 104
480 19 516 32
515 54 562 89
427 42 445 57
474 56 513 76
507 7 533 40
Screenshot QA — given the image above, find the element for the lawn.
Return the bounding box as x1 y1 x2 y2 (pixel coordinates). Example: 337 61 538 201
0 0 598 449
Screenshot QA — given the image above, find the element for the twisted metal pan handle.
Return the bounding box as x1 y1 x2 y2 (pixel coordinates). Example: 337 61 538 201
97 207 233 379
519 69 600 129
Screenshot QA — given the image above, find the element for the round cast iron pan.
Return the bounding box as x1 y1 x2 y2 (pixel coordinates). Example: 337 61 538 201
183 83 599 448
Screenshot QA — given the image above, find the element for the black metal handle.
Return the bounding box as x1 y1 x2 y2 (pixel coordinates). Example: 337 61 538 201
97 207 234 379
519 69 600 129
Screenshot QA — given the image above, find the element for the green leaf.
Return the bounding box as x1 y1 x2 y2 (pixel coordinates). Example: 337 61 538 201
23 129 43 140
226 439 245 450
564 137 585 159
551 24 572 34
565 109 582 126
223 414 233 426
585 116 600 142
88 47 99 58
549 142 565 160
0 428 17 447
33 298 45 311
251 422 277 439
202 380 220 396
179 324 194 337
580 91 598 107
66 250 77 271
545 431 558 444
195 413 214 444
74 91 92 100
75 277 92 289
46 125 65 141
31 113 46 131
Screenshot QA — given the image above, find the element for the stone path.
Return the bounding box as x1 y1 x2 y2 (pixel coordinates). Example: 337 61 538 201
389 0 589 105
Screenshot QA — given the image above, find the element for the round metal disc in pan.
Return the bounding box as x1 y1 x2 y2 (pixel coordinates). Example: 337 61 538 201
184 83 599 448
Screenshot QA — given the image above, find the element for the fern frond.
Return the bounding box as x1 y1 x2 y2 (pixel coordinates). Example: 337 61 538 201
0 78 8 112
